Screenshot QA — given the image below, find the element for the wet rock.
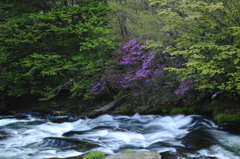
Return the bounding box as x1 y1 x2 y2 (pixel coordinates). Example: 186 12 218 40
147 141 183 150
39 137 99 152
0 131 10 140
218 122 240 135
63 126 125 136
104 151 161 159
13 112 51 119
160 152 179 159
160 151 217 159
50 115 83 123
12 112 83 123
181 129 216 150
62 154 84 159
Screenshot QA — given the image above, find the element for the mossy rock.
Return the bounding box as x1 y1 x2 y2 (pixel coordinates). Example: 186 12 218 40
214 113 240 123
83 150 105 159
170 106 197 114
124 149 133 154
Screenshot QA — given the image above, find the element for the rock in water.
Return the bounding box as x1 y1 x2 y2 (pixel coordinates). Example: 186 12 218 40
104 151 161 159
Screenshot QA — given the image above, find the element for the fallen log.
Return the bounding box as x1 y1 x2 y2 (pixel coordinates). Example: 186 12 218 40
88 95 131 118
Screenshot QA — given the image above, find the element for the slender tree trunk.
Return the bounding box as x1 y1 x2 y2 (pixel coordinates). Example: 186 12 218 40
142 0 148 11
116 9 128 39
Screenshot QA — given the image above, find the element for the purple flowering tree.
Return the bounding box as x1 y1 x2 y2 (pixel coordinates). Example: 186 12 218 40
108 37 166 90
91 35 202 107
102 36 180 105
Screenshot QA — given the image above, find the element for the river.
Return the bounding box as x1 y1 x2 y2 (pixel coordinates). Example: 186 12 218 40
0 112 240 159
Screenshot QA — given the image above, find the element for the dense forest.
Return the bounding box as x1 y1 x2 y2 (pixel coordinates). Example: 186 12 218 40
0 0 239 121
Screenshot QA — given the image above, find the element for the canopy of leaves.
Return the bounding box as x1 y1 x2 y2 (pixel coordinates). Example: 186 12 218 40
0 0 114 100
150 0 240 96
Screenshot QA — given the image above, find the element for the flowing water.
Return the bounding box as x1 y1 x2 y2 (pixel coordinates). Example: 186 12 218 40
0 112 240 159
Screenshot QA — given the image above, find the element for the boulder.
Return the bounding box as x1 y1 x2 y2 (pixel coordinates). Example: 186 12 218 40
104 151 161 159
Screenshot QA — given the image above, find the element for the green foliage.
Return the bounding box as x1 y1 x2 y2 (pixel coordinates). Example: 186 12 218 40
206 100 217 111
151 0 240 97
0 0 114 100
83 150 105 159
108 0 161 39
120 104 131 111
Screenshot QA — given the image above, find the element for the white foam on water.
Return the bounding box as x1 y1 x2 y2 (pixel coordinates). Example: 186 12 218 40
73 129 109 142
143 115 193 139
0 117 39 127
196 145 240 159
36 121 74 136
0 117 79 159
156 147 177 153
210 129 240 157
74 114 194 155
1 113 240 159
37 150 82 159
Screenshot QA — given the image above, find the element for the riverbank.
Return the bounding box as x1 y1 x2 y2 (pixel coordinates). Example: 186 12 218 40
1 93 240 123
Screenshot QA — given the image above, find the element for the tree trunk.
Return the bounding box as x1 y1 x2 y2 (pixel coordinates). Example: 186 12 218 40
88 95 131 118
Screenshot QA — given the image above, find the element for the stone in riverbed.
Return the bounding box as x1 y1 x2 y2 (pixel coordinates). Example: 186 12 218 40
104 151 161 159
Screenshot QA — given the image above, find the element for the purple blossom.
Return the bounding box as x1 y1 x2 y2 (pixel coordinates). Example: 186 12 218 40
153 68 165 77
122 37 142 51
91 78 106 95
142 52 155 69
135 69 151 77
145 79 153 84
106 36 169 91
174 79 195 95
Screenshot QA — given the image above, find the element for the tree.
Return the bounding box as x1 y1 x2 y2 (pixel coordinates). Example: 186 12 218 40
93 35 182 106
0 0 114 100
108 0 161 39
150 0 240 98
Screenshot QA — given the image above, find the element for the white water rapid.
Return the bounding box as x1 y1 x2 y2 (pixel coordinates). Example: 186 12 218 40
0 113 240 159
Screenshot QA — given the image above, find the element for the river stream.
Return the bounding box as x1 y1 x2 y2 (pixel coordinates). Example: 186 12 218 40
0 112 240 159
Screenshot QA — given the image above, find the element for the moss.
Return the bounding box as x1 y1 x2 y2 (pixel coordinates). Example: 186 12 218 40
83 150 105 159
120 104 129 111
214 113 240 123
59 110 70 115
27 153 33 156
124 149 133 154
162 108 167 113
205 100 217 111
188 106 197 113
214 114 231 123
170 107 188 114
32 105 48 112
170 106 197 114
